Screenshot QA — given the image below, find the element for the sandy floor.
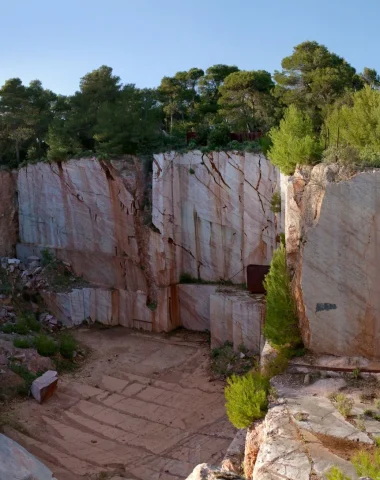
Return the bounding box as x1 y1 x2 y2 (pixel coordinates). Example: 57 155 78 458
3 327 235 480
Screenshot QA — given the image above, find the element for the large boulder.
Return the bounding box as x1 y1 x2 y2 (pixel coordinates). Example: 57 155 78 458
0 433 55 479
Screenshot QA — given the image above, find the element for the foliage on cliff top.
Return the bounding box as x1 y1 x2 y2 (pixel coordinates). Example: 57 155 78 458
263 244 301 348
0 40 377 170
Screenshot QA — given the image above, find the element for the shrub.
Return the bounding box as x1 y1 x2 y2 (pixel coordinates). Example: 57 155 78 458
270 191 281 213
263 244 301 348
331 393 354 418
59 333 78 359
12 318 30 335
325 466 350 480
207 124 231 148
13 337 33 349
225 372 269 428
0 323 14 334
34 334 58 357
41 248 55 267
20 312 41 332
352 448 380 478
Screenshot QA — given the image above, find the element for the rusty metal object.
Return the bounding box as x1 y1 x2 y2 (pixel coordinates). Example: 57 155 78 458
247 265 269 294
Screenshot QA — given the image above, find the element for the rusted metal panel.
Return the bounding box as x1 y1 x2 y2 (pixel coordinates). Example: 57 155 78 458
247 264 269 294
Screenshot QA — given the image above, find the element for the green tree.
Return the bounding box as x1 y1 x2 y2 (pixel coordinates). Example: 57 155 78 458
263 244 301 347
0 78 39 165
323 86 380 166
360 67 380 88
268 105 321 174
274 41 362 127
218 70 276 132
94 86 162 154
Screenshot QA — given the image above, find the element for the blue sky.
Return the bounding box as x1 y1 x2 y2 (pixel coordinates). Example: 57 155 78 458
1 0 379 94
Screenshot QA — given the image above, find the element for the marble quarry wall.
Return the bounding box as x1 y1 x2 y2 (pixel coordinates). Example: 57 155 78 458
285 164 380 359
12 151 279 334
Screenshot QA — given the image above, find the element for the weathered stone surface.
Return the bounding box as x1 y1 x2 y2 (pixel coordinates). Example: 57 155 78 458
221 428 246 474
210 289 265 351
286 164 380 358
31 370 58 403
0 433 55 480
186 463 243 480
243 421 264 479
178 284 218 331
41 286 179 331
153 151 280 283
0 171 18 257
253 405 312 480
16 153 278 333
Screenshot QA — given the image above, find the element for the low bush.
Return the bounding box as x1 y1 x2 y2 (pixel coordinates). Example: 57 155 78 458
225 372 269 428
13 337 33 349
59 333 78 359
325 466 350 480
330 393 354 418
0 323 14 334
263 244 301 348
352 449 380 478
12 318 30 335
211 341 255 378
34 334 58 357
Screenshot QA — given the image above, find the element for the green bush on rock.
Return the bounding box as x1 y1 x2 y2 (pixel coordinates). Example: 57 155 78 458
224 372 269 428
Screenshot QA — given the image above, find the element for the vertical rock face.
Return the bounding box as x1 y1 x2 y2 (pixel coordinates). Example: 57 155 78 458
286 164 380 358
153 151 280 283
16 152 279 332
0 171 18 256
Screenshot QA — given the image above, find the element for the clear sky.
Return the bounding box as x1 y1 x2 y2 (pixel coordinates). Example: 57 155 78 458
1 0 379 95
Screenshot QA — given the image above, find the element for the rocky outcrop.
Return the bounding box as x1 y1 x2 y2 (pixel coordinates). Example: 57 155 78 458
0 171 18 256
285 164 380 358
15 152 279 332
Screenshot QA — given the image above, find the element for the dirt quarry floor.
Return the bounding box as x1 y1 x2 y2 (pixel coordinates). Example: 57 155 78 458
2 327 236 480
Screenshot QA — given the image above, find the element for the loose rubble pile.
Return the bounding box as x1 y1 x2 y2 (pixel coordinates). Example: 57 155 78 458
0 255 85 404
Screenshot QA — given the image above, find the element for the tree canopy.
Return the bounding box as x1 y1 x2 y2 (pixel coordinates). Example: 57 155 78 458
0 40 377 170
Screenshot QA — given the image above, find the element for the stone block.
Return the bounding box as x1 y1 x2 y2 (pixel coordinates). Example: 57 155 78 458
178 284 218 331
210 289 265 353
31 370 58 403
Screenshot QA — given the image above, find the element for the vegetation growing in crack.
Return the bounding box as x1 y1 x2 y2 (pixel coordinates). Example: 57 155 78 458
328 392 354 418
264 243 302 348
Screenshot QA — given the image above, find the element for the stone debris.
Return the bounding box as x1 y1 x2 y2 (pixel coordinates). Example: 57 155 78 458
31 370 58 403
0 433 56 480
186 463 244 480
